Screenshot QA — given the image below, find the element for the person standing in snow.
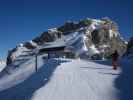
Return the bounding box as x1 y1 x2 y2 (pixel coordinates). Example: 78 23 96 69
111 50 119 70
6 50 12 66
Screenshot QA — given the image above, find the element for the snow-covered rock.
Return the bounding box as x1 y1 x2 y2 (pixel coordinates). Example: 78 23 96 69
88 45 100 56
6 17 127 64
109 30 119 38
0 17 132 100
17 43 24 47
24 40 38 49
48 28 58 33
6 46 30 65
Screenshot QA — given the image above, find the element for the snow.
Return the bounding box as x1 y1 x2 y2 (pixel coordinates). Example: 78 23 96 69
31 59 120 100
0 52 133 100
89 24 97 31
0 55 43 91
88 45 100 56
109 30 118 39
88 19 102 31
99 44 109 53
0 18 131 100
63 31 90 55
48 28 58 33
9 46 29 62
124 41 128 44
82 35 88 51
39 38 66 50
29 40 38 47
0 61 6 72
17 43 24 47
92 19 102 24
109 30 114 38
38 31 90 57
120 37 128 44
82 19 120 40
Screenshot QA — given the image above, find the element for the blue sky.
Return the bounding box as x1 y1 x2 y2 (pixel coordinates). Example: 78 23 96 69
0 0 133 59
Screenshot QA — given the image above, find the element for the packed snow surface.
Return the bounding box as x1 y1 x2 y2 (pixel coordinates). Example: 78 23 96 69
32 59 120 100
1 52 130 100
0 43 133 100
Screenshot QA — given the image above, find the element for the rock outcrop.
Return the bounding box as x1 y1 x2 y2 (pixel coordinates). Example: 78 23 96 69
6 17 127 64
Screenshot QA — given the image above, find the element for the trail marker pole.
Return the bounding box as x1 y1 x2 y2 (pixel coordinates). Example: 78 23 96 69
35 54 38 72
34 48 39 72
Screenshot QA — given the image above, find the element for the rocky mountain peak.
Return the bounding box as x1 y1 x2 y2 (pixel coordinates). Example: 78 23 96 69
6 18 127 64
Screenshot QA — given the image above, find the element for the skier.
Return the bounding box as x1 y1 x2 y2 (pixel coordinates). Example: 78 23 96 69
111 50 119 70
6 50 12 66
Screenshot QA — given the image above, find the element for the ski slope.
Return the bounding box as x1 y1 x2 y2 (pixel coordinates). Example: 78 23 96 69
31 59 120 100
0 53 127 100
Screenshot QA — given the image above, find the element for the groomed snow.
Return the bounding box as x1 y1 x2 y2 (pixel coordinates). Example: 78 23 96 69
0 54 126 100
32 59 120 100
0 45 133 100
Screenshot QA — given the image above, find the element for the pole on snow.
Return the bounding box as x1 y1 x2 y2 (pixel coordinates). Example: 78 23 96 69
35 53 38 72
34 48 39 72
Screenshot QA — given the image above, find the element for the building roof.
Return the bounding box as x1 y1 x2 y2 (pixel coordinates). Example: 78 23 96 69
38 38 67 53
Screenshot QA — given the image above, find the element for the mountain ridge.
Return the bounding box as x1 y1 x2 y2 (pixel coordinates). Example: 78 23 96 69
6 17 127 65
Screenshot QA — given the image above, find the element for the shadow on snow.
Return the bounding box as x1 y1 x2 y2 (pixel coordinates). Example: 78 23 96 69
93 59 133 100
115 59 133 100
0 58 70 100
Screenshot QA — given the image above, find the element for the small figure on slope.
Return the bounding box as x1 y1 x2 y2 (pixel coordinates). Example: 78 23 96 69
111 50 119 70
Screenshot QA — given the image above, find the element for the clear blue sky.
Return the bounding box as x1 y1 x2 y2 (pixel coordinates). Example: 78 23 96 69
0 0 133 59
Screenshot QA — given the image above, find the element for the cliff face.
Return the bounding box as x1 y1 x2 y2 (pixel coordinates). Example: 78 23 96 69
6 18 127 64
32 18 127 56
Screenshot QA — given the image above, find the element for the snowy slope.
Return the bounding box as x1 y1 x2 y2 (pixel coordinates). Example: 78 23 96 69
32 59 120 100
0 53 125 100
38 30 94 57
0 61 6 72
